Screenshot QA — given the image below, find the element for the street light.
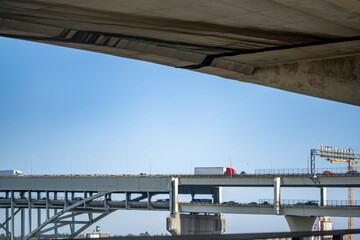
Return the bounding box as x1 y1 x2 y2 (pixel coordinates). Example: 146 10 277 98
149 154 154 175
68 158 72 175
86 154 94 175
230 151 236 169
123 157 128 175
31 156 37 176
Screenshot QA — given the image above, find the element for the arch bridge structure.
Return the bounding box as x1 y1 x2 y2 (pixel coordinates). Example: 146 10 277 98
1 174 360 239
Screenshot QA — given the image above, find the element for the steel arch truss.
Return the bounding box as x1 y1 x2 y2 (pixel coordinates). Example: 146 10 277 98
1 208 21 238
27 191 114 240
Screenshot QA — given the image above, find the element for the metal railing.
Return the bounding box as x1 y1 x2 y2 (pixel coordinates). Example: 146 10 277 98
254 167 349 175
324 200 360 207
259 199 360 207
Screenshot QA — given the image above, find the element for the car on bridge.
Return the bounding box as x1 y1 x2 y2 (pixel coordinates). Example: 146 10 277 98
191 199 212 204
347 170 359 174
223 201 238 205
323 171 334 175
304 201 318 206
295 202 305 206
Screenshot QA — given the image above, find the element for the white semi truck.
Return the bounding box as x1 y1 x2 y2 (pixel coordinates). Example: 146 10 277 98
0 170 23 176
194 167 236 176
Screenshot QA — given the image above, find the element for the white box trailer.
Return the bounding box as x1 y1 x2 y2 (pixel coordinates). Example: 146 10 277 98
0 170 23 176
194 167 226 175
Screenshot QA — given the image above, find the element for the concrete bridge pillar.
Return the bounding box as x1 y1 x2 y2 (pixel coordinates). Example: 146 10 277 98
285 215 316 231
170 178 179 214
167 214 225 235
321 187 327 206
213 187 222 204
274 177 281 215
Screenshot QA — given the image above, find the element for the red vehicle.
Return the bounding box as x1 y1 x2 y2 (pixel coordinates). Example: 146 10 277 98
194 167 237 176
323 171 334 175
225 168 236 176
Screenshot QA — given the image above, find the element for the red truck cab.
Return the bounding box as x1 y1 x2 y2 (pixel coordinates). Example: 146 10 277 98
225 168 237 176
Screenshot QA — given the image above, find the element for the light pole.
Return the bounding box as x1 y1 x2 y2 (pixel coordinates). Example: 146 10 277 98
123 157 128 175
86 154 94 175
31 156 37 176
189 157 192 174
230 151 236 169
69 158 72 175
149 154 154 175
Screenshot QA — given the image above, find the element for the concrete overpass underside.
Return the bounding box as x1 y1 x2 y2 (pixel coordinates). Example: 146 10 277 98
0 0 360 106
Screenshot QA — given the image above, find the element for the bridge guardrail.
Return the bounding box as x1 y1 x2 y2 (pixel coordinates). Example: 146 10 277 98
254 167 349 175
259 199 360 207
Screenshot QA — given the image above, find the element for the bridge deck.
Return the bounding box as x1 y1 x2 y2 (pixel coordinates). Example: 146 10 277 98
1 174 360 191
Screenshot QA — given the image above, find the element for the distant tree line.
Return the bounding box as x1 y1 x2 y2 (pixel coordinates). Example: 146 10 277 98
0 232 168 239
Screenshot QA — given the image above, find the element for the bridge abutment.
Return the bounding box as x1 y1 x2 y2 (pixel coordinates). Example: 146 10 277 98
167 213 225 235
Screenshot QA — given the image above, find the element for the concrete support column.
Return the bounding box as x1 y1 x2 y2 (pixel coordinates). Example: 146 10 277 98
125 192 130 209
191 193 195 202
170 178 178 214
104 192 108 209
274 177 281 215
213 187 222 204
64 191 68 208
167 214 225 235
321 187 327 206
285 215 316 231
147 192 152 210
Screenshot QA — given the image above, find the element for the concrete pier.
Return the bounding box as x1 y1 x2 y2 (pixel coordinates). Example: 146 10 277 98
167 213 225 235
285 215 316 231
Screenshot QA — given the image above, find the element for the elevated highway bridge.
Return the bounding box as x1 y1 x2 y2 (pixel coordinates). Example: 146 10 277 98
1 174 360 239
0 0 359 105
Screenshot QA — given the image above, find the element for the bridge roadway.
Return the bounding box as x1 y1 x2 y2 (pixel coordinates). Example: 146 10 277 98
1 198 360 218
1 174 359 239
2 173 360 191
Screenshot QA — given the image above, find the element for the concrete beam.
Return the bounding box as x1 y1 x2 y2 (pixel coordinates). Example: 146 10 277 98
178 175 360 187
178 203 360 217
0 176 171 192
3 175 360 193
1 1 360 105
250 55 360 106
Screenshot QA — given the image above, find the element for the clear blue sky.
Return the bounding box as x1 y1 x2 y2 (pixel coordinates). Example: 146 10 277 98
1 37 360 235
